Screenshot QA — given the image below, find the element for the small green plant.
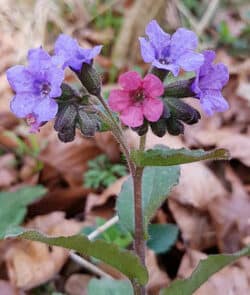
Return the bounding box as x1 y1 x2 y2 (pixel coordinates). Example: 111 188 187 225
82 217 133 248
84 154 127 189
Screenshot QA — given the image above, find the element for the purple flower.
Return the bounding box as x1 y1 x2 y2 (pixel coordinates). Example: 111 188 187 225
191 50 229 116
54 34 102 71
6 47 64 132
139 20 204 76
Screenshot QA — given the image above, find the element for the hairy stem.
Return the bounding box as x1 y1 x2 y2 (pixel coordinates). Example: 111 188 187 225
132 134 147 295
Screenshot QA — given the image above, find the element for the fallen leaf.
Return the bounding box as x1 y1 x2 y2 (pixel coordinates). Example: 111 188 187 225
169 200 216 250
172 163 227 210
5 212 82 290
208 167 250 252
0 154 18 188
65 274 92 295
146 249 170 294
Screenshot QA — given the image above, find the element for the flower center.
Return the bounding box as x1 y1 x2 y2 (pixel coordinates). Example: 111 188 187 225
133 89 145 103
41 83 51 95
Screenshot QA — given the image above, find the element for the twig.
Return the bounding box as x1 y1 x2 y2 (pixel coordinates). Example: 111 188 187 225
69 252 113 279
69 216 119 277
87 215 119 240
196 0 220 36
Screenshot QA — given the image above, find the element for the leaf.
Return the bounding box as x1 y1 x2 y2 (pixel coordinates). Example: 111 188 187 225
87 278 133 295
131 147 230 167
0 186 46 238
4 229 148 285
160 245 250 295
147 224 179 254
117 166 180 236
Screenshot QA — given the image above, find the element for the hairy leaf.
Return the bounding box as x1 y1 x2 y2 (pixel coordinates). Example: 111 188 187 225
117 166 180 236
0 186 46 238
160 245 250 295
132 147 230 167
88 278 133 295
4 229 148 285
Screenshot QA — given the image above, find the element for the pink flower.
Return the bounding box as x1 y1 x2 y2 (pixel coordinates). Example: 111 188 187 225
108 71 164 127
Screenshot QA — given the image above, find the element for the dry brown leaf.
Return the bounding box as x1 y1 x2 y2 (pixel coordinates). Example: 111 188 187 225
65 274 92 295
38 127 101 187
184 128 250 167
146 249 170 295
208 167 250 252
0 154 18 188
5 212 82 290
172 163 226 210
178 250 250 295
94 132 121 162
0 280 24 295
169 200 216 250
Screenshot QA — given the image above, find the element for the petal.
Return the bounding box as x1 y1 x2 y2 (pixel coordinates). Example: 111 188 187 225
139 37 156 63
176 51 204 72
199 63 229 90
6 65 34 93
142 97 163 122
108 89 132 112
200 90 229 116
10 93 37 117
152 60 180 76
54 34 79 69
33 97 58 122
81 45 103 63
28 47 51 70
54 34 78 56
47 67 64 97
197 50 216 77
170 28 198 58
145 20 170 51
120 106 144 127
118 71 142 91
142 74 164 97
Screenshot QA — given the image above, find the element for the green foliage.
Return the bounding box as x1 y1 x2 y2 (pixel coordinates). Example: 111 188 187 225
147 224 179 254
84 154 127 189
117 166 180 236
87 278 133 295
4 229 148 285
217 21 250 57
131 146 229 167
3 131 44 171
160 245 250 295
0 186 46 239
82 217 133 248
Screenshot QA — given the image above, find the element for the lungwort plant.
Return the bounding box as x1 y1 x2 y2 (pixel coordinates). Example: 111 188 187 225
5 19 249 295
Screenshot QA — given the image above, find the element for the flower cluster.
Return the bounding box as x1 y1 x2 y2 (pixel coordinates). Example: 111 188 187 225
108 20 229 136
7 35 102 133
6 20 229 140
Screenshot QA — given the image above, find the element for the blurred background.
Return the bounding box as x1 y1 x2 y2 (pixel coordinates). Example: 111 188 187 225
0 0 250 294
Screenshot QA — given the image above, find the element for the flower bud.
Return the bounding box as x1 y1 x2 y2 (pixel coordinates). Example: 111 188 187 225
165 116 184 136
54 104 77 142
77 105 101 137
78 63 101 97
150 66 169 81
150 118 167 137
165 97 200 125
164 79 195 98
132 120 149 136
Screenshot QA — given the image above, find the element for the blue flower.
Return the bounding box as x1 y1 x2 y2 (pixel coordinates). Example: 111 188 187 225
54 34 102 71
191 50 229 115
6 47 64 132
139 20 204 76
